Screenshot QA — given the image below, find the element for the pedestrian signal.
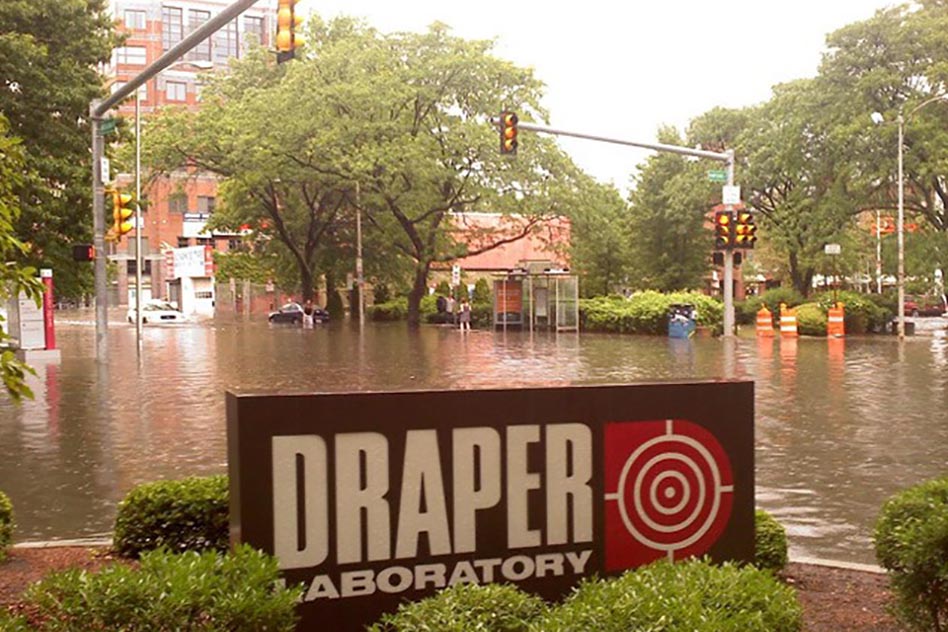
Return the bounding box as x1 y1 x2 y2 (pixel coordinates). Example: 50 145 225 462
500 110 518 155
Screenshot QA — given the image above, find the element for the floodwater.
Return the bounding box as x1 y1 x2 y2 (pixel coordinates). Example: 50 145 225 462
1 311 947 565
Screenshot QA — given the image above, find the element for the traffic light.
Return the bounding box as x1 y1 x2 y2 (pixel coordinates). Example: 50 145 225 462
72 244 95 262
110 188 134 242
276 0 304 63
500 110 518 155
714 211 733 250
734 211 757 248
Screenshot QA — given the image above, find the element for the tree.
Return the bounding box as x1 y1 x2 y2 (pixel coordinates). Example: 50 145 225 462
568 178 632 297
817 1 948 278
0 116 44 401
0 0 117 300
736 79 856 296
627 127 716 292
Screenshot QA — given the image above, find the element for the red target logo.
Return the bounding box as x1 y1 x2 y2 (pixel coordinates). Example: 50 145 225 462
604 419 734 571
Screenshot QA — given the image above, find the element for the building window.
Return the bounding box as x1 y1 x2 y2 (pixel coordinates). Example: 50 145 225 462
197 196 216 214
213 18 238 63
196 237 213 246
124 10 146 30
162 6 184 52
169 192 188 213
115 46 147 65
127 260 152 275
187 9 211 61
177 237 190 248
243 15 265 48
166 81 187 101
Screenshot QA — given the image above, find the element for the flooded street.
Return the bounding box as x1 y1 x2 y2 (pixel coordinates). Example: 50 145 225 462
2 311 947 565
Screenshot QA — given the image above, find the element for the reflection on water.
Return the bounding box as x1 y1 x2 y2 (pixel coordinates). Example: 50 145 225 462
2 312 947 564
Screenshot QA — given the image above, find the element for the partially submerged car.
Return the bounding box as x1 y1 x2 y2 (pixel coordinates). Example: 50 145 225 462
268 302 330 324
127 300 187 324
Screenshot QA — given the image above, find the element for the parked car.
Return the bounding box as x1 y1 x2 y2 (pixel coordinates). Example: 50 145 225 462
268 302 330 324
127 300 186 324
904 294 947 317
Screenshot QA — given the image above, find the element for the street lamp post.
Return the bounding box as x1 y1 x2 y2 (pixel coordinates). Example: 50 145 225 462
874 94 948 340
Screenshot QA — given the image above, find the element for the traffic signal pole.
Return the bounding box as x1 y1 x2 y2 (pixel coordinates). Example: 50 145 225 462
503 120 738 337
90 0 259 362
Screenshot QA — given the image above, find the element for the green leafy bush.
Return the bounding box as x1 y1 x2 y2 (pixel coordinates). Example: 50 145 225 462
874 476 948 632
736 296 765 325
326 288 344 320
755 509 789 572
372 283 392 304
434 280 452 297
814 290 892 334
0 611 29 631
113 475 228 558
0 489 12 562
581 291 723 335
757 287 806 316
538 558 802 632
22 545 301 631
369 297 408 321
472 277 492 304
794 302 827 336
369 583 547 632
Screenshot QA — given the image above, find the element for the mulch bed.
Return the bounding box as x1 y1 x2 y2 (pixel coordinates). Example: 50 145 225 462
1 547 905 631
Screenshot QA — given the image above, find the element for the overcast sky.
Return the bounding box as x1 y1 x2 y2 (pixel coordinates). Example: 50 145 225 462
296 0 892 193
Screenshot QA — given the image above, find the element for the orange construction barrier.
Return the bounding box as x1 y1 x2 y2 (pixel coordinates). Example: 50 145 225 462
779 303 798 337
756 306 775 337
827 302 845 337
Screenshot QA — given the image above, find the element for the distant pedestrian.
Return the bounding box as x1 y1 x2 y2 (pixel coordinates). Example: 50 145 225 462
303 300 315 327
446 296 456 325
459 297 471 332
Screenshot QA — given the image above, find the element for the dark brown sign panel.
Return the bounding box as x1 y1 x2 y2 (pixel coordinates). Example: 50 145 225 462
227 381 754 631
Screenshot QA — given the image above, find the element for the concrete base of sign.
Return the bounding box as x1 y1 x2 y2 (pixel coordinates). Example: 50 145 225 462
15 348 62 364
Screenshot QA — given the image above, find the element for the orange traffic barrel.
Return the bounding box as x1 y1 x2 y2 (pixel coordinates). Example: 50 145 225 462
827 302 845 337
779 303 798 337
756 306 775 337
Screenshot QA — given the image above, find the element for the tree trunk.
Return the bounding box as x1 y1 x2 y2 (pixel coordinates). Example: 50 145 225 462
300 268 315 303
407 264 430 328
788 251 814 297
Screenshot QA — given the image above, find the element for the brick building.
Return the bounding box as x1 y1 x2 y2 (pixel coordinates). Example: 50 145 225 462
106 0 276 304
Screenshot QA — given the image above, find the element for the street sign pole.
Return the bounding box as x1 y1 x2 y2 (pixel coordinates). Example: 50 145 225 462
723 150 736 338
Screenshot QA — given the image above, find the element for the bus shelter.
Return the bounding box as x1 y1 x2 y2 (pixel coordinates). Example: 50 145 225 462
493 268 579 332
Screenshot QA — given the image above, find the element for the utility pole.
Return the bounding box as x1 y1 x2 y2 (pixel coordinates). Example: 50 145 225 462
355 182 365 328
723 150 736 337
90 0 259 362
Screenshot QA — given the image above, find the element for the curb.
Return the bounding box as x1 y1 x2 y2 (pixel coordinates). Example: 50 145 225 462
789 555 884 574
13 537 112 549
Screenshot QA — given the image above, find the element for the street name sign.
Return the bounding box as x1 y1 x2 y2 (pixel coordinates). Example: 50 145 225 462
824 244 841 255
708 169 728 183
227 382 755 631
722 185 741 205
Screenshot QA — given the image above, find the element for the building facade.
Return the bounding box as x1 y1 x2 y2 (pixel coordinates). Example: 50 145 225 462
106 0 276 305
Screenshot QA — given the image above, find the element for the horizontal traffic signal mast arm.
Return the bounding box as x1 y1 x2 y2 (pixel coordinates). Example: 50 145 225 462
491 118 733 164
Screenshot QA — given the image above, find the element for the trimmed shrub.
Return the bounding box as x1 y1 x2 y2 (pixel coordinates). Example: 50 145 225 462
814 290 892 334
434 280 452 297
369 583 548 632
874 476 948 632
373 283 392 304
794 302 827 336
538 558 802 632
22 545 302 631
113 475 228 558
757 287 806 316
369 297 408 322
581 291 723 335
472 277 492 304
755 509 789 572
0 489 12 562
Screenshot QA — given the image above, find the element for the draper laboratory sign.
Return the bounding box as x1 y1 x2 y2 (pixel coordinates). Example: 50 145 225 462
227 382 754 630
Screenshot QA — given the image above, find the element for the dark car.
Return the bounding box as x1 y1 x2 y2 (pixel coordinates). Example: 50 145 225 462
904 295 947 317
268 302 330 324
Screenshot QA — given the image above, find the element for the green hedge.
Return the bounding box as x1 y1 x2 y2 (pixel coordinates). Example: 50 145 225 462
369 582 548 632
875 476 948 632
0 489 12 562
814 290 892 334
581 291 723 335
369 297 409 321
794 303 827 336
755 509 789 572
20 545 301 631
113 475 228 558
538 558 802 632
